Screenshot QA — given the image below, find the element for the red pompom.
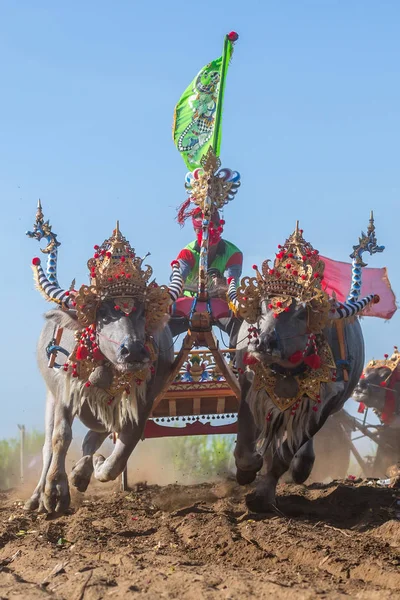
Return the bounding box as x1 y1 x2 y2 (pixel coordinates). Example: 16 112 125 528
227 277 234 285
85 381 91 388
288 253 294 258
292 270 298 276
384 354 389 359
220 219 225 225
76 345 88 361
114 305 120 311
94 253 99 259
32 257 41 266
301 275 307 280
289 351 303 364
92 348 104 361
120 256 126 262
252 264 258 270
284 307 290 312
106 251 111 258
227 31 239 41
380 381 387 387
243 352 259 366
276 301 282 308
285 263 291 269
94 245 99 250
304 354 321 370
171 260 180 268
268 303 273 310
269 269 275 275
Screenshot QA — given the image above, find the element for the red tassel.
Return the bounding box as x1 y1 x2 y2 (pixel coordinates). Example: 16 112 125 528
289 351 303 364
76 345 88 361
243 352 259 366
304 354 321 370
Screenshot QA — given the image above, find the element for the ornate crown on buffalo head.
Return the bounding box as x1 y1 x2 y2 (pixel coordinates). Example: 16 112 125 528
234 223 331 332
365 346 400 375
227 222 379 333
32 221 184 329
87 222 153 304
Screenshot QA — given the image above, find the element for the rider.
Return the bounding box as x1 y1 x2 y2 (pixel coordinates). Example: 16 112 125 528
169 206 243 346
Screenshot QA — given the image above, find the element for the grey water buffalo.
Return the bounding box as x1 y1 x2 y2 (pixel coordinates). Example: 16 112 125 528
352 350 400 475
228 226 378 511
25 225 183 514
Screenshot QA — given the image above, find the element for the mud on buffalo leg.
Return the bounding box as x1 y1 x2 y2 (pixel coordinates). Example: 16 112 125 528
43 402 74 514
70 430 109 492
24 392 55 512
235 383 263 485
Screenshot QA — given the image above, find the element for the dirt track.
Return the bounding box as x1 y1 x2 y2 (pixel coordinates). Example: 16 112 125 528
0 479 399 599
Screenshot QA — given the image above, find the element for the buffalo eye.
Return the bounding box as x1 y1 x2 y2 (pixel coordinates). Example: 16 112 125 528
297 308 307 321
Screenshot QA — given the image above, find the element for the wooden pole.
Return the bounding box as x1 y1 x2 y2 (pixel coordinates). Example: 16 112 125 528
335 321 349 381
48 327 64 368
17 425 25 485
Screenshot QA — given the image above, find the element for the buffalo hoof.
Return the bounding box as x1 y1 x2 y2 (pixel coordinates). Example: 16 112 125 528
245 490 276 514
236 468 258 486
43 473 71 514
290 456 315 484
70 456 93 492
24 492 40 512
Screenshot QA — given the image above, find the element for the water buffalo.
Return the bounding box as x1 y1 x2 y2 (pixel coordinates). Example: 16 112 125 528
352 350 400 475
25 225 183 514
228 225 378 511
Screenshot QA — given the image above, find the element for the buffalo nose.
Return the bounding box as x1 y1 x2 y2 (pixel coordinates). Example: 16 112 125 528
119 340 149 363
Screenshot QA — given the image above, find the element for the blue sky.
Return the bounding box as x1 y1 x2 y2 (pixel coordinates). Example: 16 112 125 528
0 0 399 439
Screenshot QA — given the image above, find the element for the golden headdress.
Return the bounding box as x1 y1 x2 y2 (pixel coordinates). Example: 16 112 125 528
235 223 331 333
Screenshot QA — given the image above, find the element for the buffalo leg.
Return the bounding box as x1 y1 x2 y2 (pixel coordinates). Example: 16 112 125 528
234 386 263 485
24 392 55 512
92 420 144 482
70 430 109 492
43 402 74 514
289 439 315 483
246 428 323 512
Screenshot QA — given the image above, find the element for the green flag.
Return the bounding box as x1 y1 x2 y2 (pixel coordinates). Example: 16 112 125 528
172 34 236 171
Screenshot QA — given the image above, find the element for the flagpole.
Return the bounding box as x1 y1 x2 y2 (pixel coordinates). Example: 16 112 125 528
212 33 236 156
196 32 237 302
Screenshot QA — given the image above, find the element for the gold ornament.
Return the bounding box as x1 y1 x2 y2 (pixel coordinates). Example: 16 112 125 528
188 147 236 212
250 339 336 412
236 222 332 333
72 222 171 330
365 347 400 375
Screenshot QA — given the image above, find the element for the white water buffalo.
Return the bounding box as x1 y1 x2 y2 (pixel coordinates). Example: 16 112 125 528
228 226 378 511
25 226 183 514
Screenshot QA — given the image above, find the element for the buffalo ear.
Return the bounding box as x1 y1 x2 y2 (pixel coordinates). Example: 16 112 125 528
44 308 81 331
